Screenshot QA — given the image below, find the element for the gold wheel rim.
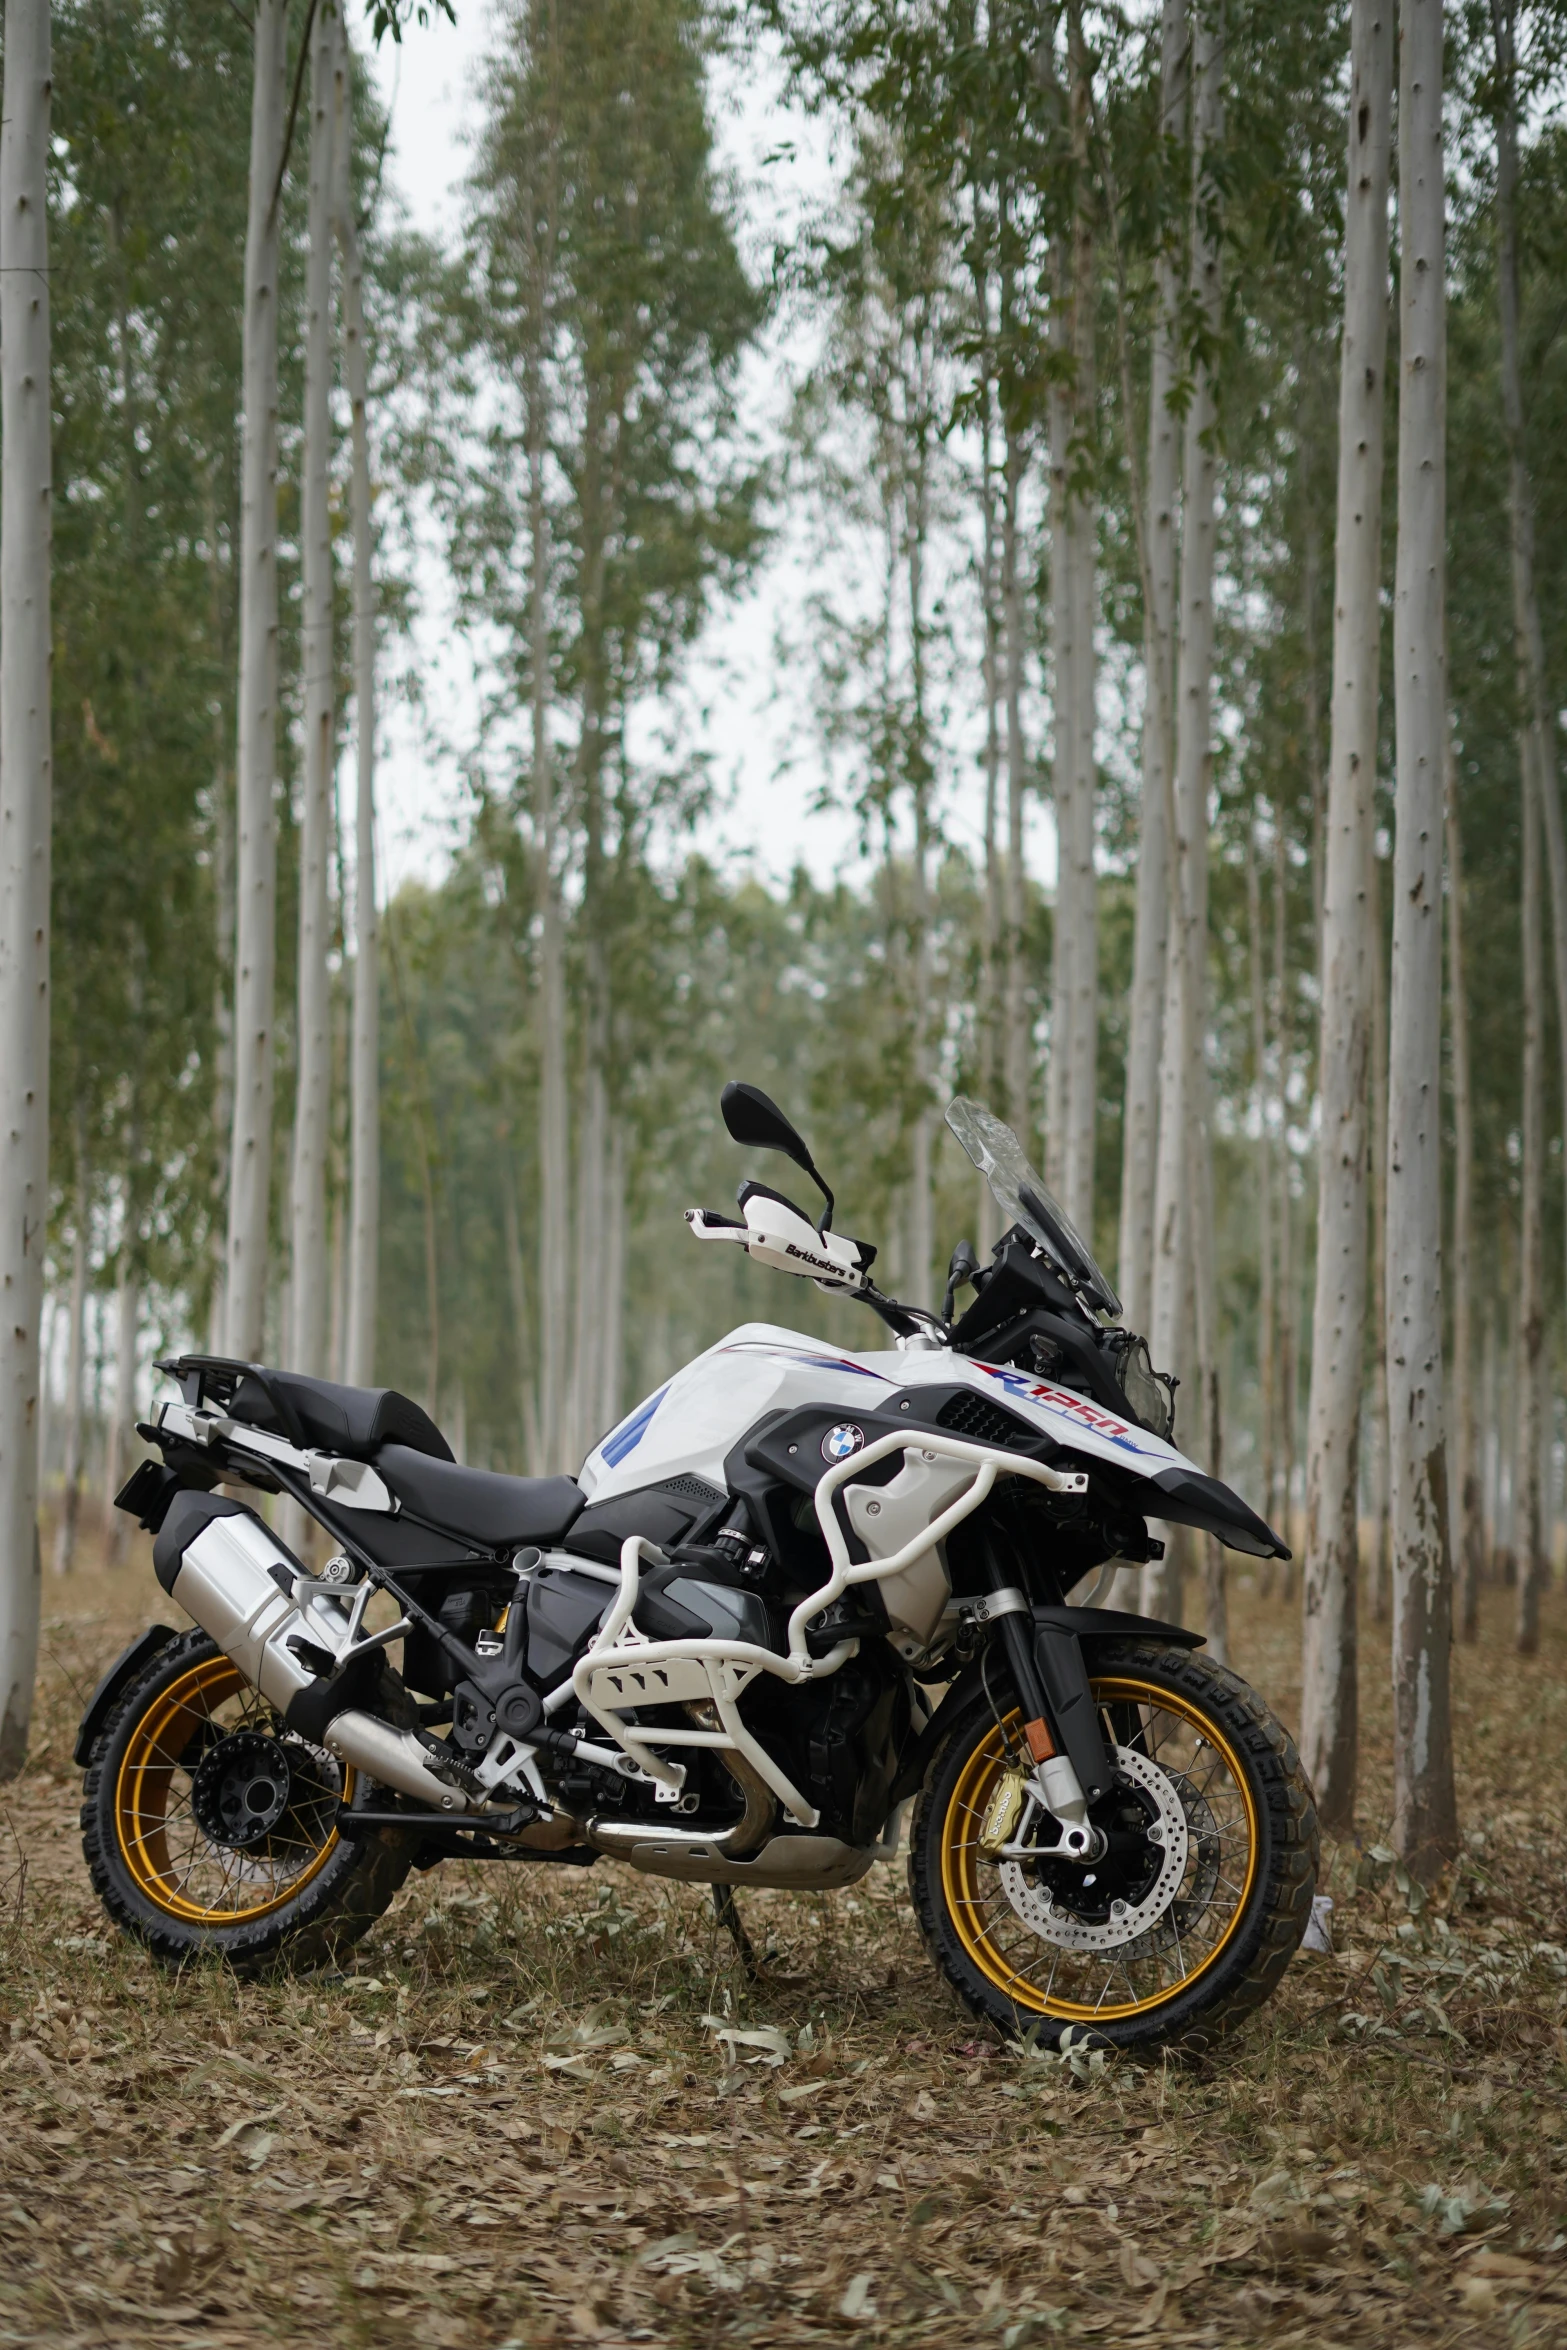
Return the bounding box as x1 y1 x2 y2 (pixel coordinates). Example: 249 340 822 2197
940 1676 1259 2021
114 1654 352 1926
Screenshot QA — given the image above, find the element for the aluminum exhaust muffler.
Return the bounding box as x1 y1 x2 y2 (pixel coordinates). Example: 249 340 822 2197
152 1491 478 1814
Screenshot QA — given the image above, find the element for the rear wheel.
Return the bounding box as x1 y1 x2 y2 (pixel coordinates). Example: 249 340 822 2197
910 1642 1317 2048
81 1629 416 1971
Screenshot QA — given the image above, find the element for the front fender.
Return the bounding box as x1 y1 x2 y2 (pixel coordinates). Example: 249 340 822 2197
888 1606 1205 1808
74 1623 180 1767
1034 1604 1205 1649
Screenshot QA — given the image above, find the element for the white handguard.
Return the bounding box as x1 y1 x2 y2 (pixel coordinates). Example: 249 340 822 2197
685 1197 870 1292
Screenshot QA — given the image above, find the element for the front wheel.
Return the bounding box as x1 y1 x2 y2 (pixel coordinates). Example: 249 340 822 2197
81 1628 416 1971
910 1642 1318 2049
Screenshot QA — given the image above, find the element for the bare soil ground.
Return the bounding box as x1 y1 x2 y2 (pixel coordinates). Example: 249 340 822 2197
2 1549 1565 2350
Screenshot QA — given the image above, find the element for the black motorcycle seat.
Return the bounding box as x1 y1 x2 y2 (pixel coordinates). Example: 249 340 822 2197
229 1368 455 1463
374 1442 586 1550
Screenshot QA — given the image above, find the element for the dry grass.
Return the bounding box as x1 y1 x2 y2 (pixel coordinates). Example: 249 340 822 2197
2 1547 1565 2349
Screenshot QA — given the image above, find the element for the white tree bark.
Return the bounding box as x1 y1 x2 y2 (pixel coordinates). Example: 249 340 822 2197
1145 1 1222 1621
1514 752 1546 1648
1045 12 1098 1236
906 350 937 1314
1001 420 1030 1133
289 1 337 1382
523 27 568 1474
1492 0 1567 1387
977 327 1003 1259
1388 0 1457 1879
1299 0 1392 1832
1271 819 1297 1554
1245 824 1276 1520
1445 757 1482 1637
0 0 52 1770
1367 848 1391 1617
597 1118 627 1436
225 0 288 1362
569 1051 608 1464
53 1153 87 1576
104 1268 138 1565
333 17 379 1391
1117 0 1187 1331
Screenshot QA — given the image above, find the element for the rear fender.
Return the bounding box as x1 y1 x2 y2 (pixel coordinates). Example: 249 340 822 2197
74 1623 181 1767
888 1605 1204 1808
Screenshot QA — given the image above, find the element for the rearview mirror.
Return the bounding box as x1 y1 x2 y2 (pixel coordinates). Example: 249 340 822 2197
721 1081 835 1229
942 1238 980 1324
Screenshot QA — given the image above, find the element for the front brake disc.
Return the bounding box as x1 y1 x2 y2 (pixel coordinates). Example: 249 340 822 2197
997 1744 1190 1952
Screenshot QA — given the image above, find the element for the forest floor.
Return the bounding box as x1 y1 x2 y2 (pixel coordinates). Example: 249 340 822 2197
2 1546 1565 2350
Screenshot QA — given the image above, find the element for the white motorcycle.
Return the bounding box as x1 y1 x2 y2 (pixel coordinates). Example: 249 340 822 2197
81 1087 1317 2047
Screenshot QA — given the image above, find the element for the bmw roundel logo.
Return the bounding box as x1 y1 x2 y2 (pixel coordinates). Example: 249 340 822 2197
821 1422 865 1464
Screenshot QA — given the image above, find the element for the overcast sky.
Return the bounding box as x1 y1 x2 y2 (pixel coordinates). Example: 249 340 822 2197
360 1 872 900
358 2 1063 912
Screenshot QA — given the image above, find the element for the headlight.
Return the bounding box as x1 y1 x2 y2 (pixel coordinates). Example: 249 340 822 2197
1115 1336 1177 1442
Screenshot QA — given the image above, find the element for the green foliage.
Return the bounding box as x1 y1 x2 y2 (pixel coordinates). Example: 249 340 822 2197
35 0 1567 1503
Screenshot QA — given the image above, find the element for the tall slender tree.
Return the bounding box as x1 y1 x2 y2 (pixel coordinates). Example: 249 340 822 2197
1147 0 1223 1621
1445 747 1482 1637
0 0 53 1771
1387 0 1457 1878
52 1132 88 1573
1300 0 1392 1833
1045 4 1098 1236
290 0 339 1387
1117 0 1188 1333
225 0 289 1360
335 12 380 1388
1491 0 1567 1354
1514 752 1546 1646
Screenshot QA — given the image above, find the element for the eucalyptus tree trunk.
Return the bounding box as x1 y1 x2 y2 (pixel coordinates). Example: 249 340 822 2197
597 1119 627 1436
225 0 288 1361
1299 0 1392 1832
333 16 379 1391
104 1270 138 1566
1446 750 1481 1638
524 16 567 1474
907 351 937 1313
1367 851 1391 1619
1118 0 1187 1332
0 0 53 1769
908 810 935 1310
205 486 235 1353
1001 417 1030 1133
1481 1297 1499 1572
570 1031 608 1461
503 1163 539 1469
977 346 1003 1256
1514 760 1546 1650
289 2 337 1385
1146 1 1223 1622
53 1146 88 1577
1271 819 1297 1557
1388 0 1457 1879
568 435 612 1465
1492 0 1567 1358
1245 825 1276 1522
1190 1057 1227 1660
1045 10 1098 1235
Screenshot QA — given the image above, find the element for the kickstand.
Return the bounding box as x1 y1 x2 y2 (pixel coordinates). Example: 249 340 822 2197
711 1883 762 1977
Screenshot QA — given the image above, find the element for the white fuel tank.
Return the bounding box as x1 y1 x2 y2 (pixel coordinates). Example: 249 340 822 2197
579 1321 1203 1507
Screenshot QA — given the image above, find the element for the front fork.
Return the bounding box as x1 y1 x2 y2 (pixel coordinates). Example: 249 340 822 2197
990 1589 1113 1862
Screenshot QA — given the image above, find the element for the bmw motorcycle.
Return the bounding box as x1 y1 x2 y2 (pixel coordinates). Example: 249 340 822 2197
80 1086 1317 2047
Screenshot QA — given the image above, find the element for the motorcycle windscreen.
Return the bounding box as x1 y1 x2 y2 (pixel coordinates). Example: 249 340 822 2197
945 1096 1122 1318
